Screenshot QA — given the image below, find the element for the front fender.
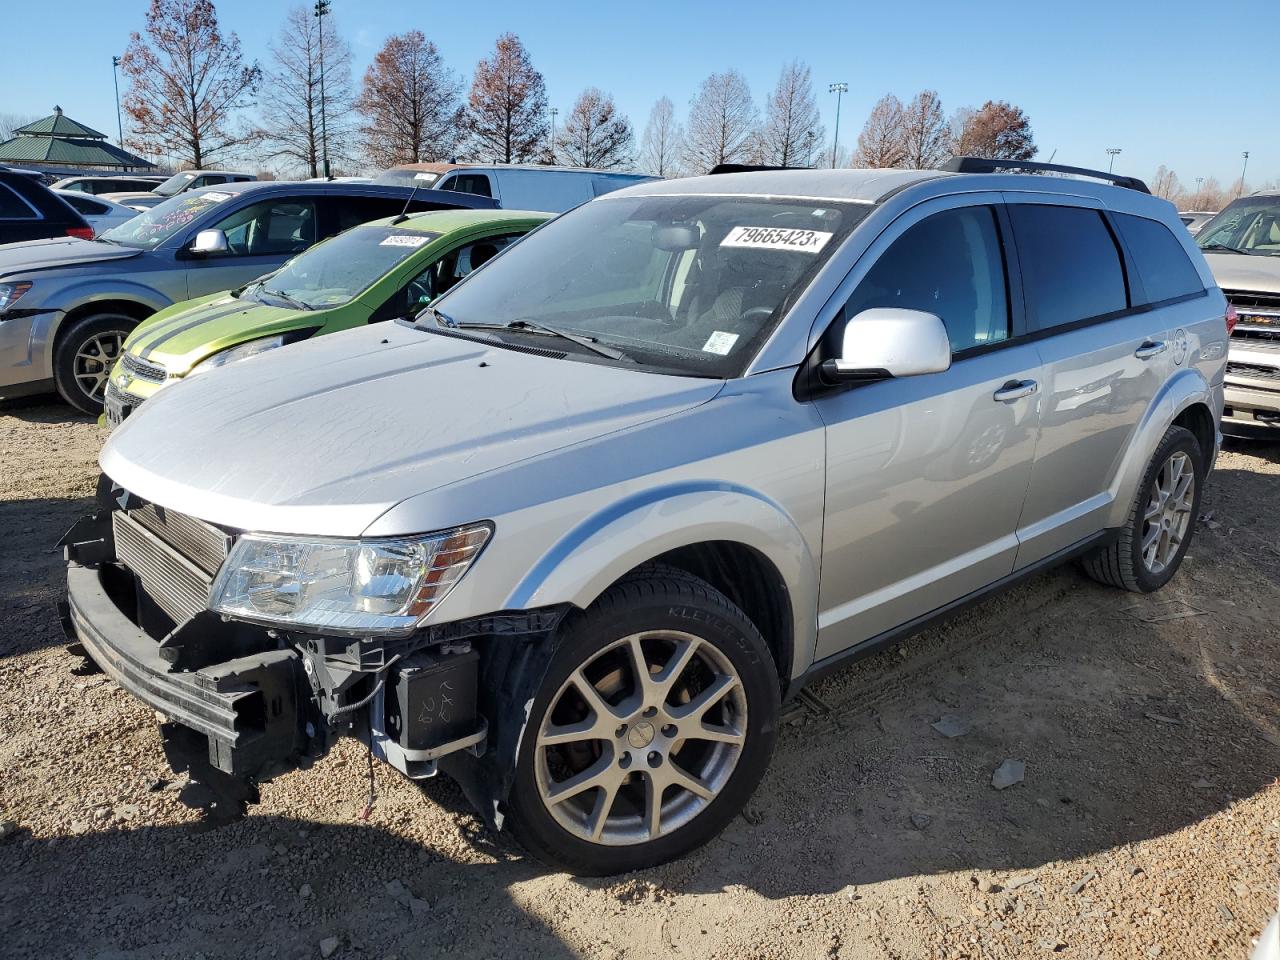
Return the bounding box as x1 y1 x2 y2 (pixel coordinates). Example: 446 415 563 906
1105 366 1218 529
504 482 819 681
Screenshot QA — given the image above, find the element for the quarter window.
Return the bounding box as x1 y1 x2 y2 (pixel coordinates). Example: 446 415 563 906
844 206 1011 354
1009 205 1128 331
1114 214 1205 305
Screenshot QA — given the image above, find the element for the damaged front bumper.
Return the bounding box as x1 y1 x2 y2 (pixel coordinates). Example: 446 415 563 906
61 500 566 825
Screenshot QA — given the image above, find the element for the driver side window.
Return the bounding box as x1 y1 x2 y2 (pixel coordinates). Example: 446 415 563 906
844 205 1010 355
208 199 317 257
374 235 519 322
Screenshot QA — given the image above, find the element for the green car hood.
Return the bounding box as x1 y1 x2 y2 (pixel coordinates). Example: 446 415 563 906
122 292 334 375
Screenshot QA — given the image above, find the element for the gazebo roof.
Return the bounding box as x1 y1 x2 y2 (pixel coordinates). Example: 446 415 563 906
0 106 155 170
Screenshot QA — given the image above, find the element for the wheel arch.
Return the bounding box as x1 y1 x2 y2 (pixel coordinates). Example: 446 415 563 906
504 482 819 684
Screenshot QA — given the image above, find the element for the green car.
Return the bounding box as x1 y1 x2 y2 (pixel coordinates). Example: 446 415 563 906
104 208 549 427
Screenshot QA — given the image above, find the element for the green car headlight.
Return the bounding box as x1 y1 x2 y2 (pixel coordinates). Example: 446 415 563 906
209 525 492 636
189 335 287 375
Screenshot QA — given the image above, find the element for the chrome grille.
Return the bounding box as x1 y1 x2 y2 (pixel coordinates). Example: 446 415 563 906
121 352 167 383
128 503 230 575
113 511 213 624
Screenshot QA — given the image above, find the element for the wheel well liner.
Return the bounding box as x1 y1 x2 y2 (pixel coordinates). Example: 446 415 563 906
645 541 793 688
55 299 153 347
1172 401 1215 470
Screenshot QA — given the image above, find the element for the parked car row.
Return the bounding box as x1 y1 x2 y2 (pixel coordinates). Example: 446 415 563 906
50 156 1233 875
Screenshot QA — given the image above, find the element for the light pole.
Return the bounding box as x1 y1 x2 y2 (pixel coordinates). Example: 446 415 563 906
1238 151 1250 197
828 82 848 168
111 56 124 151
548 107 558 164
1194 177 1203 205
1106 148 1121 173
314 0 331 179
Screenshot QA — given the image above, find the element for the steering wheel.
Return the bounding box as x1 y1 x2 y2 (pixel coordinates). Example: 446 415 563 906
406 277 434 310
739 306 774 326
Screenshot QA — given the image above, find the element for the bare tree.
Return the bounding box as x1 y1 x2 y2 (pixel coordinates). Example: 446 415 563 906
120 0 260 168
466 33 547 163
853 94 906 168
1151 165 1183 202
757 60 824 167
356 31 463 168
684 69 758 172
0 113 39 142
1195 176 1227 211
556 88 634 169
640 97 684 177
954 100 1035 161
899 90 951 169
256 5 356 177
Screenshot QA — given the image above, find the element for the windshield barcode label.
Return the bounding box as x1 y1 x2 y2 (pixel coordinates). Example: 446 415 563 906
721 226 833 253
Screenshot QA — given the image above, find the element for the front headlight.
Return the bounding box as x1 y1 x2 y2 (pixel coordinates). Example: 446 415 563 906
209 525 492 635
189 334 286 375
0 281 32 313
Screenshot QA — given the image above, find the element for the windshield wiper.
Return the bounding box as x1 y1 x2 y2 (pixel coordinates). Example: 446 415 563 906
260 287 313 311
478 319 632 361
1200 242 1255 256
417 304 457 328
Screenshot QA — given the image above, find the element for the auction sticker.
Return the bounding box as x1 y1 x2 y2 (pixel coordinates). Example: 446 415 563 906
201 191 233 203
702 330 740 355
721 225 832 253
380 235 429 248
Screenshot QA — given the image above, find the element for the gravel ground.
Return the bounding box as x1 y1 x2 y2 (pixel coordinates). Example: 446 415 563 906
1 398 1278 960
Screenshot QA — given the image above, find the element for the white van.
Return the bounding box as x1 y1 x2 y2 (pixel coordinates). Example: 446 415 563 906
373 163 657 213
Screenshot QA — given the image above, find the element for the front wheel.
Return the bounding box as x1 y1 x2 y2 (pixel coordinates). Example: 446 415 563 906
1082 424 1205 593
507 564 780 875
54 313 137 415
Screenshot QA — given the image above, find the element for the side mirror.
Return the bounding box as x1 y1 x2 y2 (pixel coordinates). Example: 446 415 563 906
190 229 229 255
822 307 952 383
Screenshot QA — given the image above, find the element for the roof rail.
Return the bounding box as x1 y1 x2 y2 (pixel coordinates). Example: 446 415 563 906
708 163 808 175
943 156 1151 194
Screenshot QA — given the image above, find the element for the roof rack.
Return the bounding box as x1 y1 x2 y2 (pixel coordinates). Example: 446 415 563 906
708 163 808 175
943 156 1150 194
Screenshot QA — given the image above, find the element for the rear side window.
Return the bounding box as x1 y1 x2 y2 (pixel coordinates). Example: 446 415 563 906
0 183 38 219
844 205 1010 354
62 194 107 215
1114 213 1205 305
1009 205 1128 331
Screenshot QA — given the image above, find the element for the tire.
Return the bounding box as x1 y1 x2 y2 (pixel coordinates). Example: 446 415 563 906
507 563 780 875
1082 425 1204 593
54 313 136 415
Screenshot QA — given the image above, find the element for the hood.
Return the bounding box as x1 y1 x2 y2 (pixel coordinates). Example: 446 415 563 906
1203 252 1280 295
101 323 723 536
0 236 141 278
123 291 309 374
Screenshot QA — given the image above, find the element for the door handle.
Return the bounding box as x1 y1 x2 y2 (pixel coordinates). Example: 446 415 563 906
1134 340 1167 360
993 379 1039 403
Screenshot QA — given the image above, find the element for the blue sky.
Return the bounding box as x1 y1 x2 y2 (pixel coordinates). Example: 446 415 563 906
0 0 1272 187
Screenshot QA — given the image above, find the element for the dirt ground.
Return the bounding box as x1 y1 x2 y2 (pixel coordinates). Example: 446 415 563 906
0 397 1277 960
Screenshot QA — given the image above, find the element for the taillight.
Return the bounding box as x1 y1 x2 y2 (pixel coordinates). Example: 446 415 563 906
66 225 94 240
1225 302 1238 336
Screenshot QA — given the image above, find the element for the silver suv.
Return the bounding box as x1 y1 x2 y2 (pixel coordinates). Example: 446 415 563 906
62 160 1227 875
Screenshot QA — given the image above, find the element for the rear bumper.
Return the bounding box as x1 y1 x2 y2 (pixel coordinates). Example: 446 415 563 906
1223 379 1280 434
63 559 306 777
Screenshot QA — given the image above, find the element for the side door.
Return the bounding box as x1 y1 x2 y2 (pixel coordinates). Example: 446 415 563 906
183 195 319 298
1004 196 1176 568
812 196 1043 659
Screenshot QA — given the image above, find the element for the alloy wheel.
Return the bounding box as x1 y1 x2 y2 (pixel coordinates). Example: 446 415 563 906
73 331 124 402
1140 451 1195 574
533 630 748 846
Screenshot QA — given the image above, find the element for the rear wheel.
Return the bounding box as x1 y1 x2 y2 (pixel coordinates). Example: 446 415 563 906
1082 425 1204 593
507 564 779 875
54 313 136 414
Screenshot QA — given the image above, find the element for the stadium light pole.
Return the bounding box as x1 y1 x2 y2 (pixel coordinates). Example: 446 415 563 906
549 107 558 164
1238 151 1250 197
111 56 125 150
314 0 332 179
828 82 848 169
1106 148 1121 173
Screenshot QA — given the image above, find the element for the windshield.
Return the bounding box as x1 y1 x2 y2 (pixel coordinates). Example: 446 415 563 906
258 225 442 309
99 190 236 248
153 172 197 197
1196 197 1280 257
430 195 866 377
373 169 442 188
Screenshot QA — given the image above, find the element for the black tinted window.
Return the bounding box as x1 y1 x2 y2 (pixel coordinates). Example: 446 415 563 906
331 196 407 232
0 183 37 219
845 206 1010 353
1114 214 1204 304
1010 205 1127 330
442 174 493 198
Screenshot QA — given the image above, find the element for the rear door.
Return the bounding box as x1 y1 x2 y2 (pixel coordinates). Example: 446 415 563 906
1005 195 1176 567
812 195 1043 657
